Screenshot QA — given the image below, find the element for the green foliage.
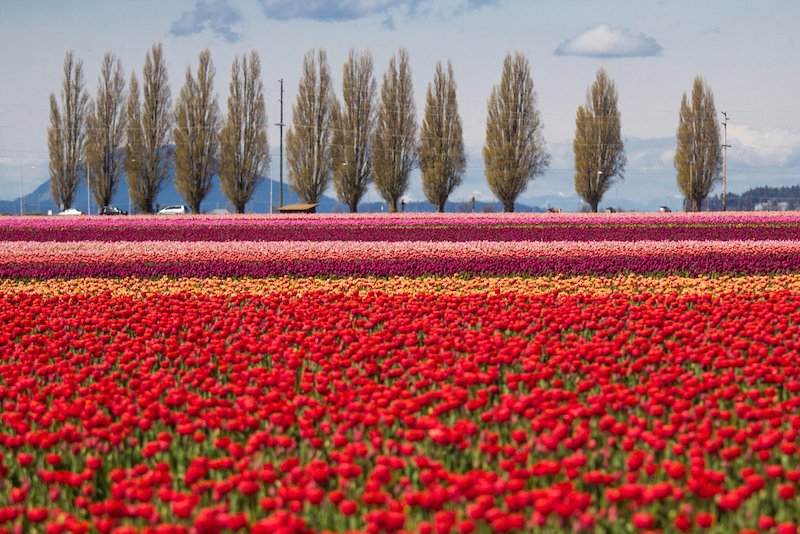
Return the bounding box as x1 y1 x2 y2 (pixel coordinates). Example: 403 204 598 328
85 52 127 209
483 52 550 213
219 50 270 214
332 48 377 213
420 60 466 213
675 76 722 212
373 49 418 213
573 68 626 213
48 50 89 211
125 42 173 215
174 49 220 214
285 49 335 205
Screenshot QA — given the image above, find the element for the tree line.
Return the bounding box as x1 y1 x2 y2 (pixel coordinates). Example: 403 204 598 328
47 44 724 214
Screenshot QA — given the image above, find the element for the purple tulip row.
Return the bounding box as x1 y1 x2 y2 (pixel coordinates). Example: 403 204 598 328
4 222 800 243
3 252 800 279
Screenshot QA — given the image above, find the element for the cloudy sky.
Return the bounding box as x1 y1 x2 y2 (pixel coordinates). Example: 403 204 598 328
1 0 799 210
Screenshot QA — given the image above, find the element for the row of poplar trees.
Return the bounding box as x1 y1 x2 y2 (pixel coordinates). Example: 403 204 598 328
48 44 268 214
48 43 722 214
287 48 550 213
284 50 722 213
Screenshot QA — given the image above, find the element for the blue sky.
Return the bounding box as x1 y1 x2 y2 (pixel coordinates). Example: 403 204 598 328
1 0 799 210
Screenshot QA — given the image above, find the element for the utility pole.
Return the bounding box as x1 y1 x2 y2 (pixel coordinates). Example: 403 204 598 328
276 79 285 208
721 111 730 211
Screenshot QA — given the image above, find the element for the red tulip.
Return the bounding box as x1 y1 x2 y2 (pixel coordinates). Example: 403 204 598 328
778 484 797 500
339 500 358 516
674 513 692 532
696 512 715 529
27 508 49 523
632 512 655 529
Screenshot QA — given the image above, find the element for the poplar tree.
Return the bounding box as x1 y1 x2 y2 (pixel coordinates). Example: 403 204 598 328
175 49 220 214
373 49 418 213
126 42 173 214
332 48 376 213
86 52 127 210
573 67 626 213
285 49 335 205
675 75 722 212
219 50 270 214
48 50 89 211
419 60 466 213
483 52 550 213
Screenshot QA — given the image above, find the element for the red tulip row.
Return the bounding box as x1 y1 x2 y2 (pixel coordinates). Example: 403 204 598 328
1 278 800 534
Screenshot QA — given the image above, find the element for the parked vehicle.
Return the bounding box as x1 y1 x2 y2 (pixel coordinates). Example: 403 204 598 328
157 205 188 215
659 206 672 213
57 208 84 216
100 206 128 215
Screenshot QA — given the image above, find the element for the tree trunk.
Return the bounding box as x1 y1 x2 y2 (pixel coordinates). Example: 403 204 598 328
349 201 358 213
436 201 445 213
503 200 515 213
590 201 598 213
388 199 397 213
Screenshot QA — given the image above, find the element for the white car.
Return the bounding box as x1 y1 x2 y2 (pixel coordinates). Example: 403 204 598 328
57 208 84 216
157 205 189 215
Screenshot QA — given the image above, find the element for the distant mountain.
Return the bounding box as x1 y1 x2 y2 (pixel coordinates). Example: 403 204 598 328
0 175 330 215
6 173 793 216
0 175 545 215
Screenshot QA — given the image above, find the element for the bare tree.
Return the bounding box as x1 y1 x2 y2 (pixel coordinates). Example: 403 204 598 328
219 50 270 214
285 49 335 205
483 52 550 213
174 49 220 214
48 51 89 210
126 42 173 214
420 60 466 213
332 48 376 213
675 75 722 212
86 52 127 210
373 49 418 213
573 67 626 213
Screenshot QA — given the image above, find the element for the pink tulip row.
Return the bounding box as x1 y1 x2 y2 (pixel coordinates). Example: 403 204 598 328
4 211 800 230
1 239 797 265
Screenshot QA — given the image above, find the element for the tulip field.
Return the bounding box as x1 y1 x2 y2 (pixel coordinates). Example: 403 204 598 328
2 212 800 534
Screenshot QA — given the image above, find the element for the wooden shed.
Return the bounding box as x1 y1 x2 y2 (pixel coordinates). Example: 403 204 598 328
278 203 319 214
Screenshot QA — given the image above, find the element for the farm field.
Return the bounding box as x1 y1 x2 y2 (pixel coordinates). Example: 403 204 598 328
1 212 800 534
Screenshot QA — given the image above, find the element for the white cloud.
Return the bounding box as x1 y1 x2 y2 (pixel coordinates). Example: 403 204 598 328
727 124 800 168
258 0 412 21
554 24 662 58
170 0 243 43
257 0 498 22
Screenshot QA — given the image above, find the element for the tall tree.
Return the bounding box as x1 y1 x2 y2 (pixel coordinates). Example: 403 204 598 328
219 50 270 214
126 42 173 214
420 60 466 213
675 75 722 212
573 67 626 213
373 49 418 213
332 48 376 213
285 49 335 205
483 52 550 213
48 50 89 211
86 52 127 210
174 49 220 214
